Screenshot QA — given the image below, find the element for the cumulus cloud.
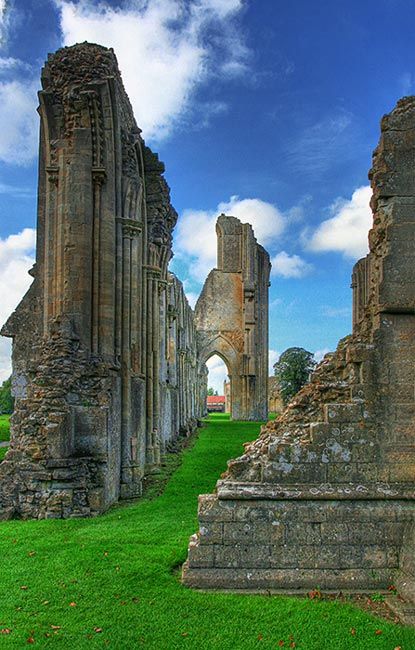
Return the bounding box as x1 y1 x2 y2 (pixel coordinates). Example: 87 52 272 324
206 354 228 394
55 0 248 141
0 79 39 165
307 186 372 259
271 251 312 279
0 228 36 381
175 195 286 282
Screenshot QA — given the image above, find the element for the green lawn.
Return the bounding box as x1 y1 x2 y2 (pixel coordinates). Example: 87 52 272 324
0 413 10 441
0 414 413 648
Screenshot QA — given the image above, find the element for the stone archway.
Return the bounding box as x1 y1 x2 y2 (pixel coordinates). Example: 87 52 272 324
200 336 238 418
194 215 270 421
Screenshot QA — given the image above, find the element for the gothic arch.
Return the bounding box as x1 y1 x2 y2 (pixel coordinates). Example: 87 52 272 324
194 215 270 421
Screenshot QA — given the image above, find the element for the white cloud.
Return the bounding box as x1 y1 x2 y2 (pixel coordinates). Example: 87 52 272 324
0 0 7 45
0 228 36 381
307 186 372 259
206 354 228 394
284 110 353 177
0 79 39 165
56 0 248 141
184 291 198 309
321 305 351 318
268 348 280 374
271 251 312 278
175 195 286 282
0 56 32 72
314 348 331 363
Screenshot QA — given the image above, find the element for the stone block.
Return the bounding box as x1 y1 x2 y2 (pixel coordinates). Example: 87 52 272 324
254 521 285 544
188 543 214 569
325 403 363 424
285 522 321 545
198 494 234 522
320 523 349 544
199 522 223 545
223 522 255 545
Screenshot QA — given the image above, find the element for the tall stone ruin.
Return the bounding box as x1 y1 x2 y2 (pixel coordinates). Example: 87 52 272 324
195 215 270 421
0 43 204 519
183 98 415 601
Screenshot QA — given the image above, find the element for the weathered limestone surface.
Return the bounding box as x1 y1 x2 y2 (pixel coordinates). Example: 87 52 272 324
195 216 270 421
0 44 204 519
183 98 415 599
268 376 283 414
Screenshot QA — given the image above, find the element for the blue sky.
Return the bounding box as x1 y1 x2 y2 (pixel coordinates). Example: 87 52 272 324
0 0 413 389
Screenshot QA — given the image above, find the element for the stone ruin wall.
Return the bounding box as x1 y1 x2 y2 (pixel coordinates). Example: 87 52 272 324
183 98 415 602
194 215 270 421
0 44 205 519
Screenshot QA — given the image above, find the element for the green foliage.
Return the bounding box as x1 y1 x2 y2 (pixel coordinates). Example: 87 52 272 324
0 377 13 414
273 347 316 406
207 387 218 396
0 414 411 648
0 414 10 442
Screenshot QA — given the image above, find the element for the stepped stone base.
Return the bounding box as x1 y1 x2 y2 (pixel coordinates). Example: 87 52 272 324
183 492 414 591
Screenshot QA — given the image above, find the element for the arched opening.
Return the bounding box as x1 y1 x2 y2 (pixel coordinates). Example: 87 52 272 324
206 353 231 415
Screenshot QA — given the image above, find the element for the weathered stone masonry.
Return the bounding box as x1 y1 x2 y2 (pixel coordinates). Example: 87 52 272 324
0 44 204 519
183 98 415 601
195 215 270 421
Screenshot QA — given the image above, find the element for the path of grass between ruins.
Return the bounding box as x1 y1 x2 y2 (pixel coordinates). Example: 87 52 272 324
0 414 413 649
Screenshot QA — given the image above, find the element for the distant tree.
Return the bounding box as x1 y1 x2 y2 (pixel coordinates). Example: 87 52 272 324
207 387 218 396
273 347 316 406
0 377 14 414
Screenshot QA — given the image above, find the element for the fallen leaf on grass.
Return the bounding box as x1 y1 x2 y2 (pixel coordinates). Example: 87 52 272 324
69 602 77 607
1 629 11 634
350 628 356 636
374 629 383 635
278 642 284 647
94 628 103 633
27 637 35 644
20 585 28 590
28 551 36 557
257 633 263 640
50 625 61 630
181 632 188 637
42 601 49 605
290 643 296 649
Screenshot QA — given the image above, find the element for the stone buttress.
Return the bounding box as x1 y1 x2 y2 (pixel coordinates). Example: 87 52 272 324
183 98 415 598
0 44 204 519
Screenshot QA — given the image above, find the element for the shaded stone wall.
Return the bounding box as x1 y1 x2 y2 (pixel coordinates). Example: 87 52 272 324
183 98 415 597
0 44 204 519
194 215 270 421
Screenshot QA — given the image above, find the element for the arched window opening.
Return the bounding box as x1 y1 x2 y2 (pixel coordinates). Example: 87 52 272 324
206 354 231 414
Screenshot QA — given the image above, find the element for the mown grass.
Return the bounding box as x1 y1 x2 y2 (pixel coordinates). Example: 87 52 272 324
0 413 10 441
0 414 413 648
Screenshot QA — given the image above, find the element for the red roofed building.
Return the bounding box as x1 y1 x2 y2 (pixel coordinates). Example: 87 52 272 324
206 395 226 413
